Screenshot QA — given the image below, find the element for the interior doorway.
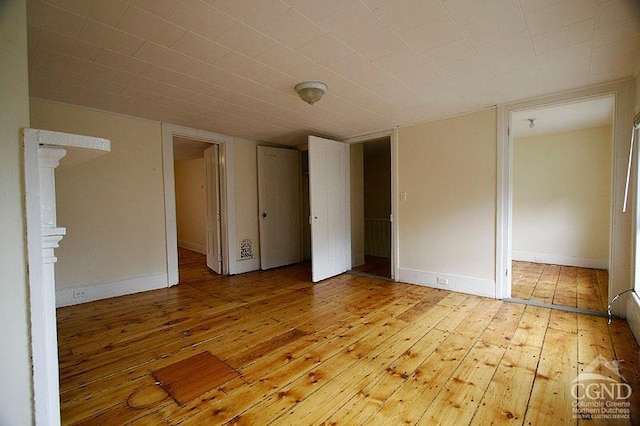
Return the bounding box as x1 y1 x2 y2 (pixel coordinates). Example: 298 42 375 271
495 84 640 316
300 131 398 282
352 137 392 279
162 124 234 285
509 96 614 312
172 136 223 275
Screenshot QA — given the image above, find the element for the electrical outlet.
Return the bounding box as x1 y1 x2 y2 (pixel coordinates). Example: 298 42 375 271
534 256 544 262
72 290 87 298
436 277 448 286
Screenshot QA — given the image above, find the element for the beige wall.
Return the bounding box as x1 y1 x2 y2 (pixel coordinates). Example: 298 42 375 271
351 143 365 266
234 138 260 262
0 0 33 422
30 99 167 289
513 126 612 265
398 108 497 281
175 158 206 253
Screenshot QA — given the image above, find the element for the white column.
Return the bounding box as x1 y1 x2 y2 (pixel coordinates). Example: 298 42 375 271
34 146 66 426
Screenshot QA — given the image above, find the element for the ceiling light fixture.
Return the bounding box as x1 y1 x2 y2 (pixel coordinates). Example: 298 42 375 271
295 81 327 105
527 118 536 128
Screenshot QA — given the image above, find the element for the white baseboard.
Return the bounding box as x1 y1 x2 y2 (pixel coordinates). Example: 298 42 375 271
178 240 206 255
397 268 496 299
56 272 168 307
627 292 640 345
512 251 608 269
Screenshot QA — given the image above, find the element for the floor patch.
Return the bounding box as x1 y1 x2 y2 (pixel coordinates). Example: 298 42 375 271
152 351 240 405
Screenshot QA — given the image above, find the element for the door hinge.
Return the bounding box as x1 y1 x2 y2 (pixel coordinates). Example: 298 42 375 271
505 268 509 277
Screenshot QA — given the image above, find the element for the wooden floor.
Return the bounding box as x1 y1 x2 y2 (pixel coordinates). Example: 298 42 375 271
511 261 609 312
58 249 640 425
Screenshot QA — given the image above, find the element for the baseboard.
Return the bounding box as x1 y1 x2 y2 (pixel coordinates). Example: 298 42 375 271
512 251 608 269
397 268 496 298
178 241 206 254
627 292 640 345
56 272 168 307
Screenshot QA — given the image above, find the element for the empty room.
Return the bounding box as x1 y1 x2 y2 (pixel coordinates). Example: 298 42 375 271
2 0 640 424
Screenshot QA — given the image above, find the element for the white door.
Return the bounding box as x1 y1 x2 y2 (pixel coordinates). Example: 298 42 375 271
204 145 222 274
309 136 351 282
258 146 301 269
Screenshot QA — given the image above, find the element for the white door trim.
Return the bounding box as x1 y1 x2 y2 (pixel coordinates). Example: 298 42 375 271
496 79 635 316
162 124 235 284
204 144 223 274
343 129 399 281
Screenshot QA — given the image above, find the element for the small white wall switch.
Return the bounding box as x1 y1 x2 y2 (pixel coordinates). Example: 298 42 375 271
400 191 407 202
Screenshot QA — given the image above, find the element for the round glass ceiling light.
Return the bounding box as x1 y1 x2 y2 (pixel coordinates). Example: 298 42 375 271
295 81 327 105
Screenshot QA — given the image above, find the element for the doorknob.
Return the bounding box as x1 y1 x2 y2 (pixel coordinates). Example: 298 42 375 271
262 212 268 218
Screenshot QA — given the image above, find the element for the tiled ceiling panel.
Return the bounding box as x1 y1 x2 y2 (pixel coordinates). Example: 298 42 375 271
27 0 640 145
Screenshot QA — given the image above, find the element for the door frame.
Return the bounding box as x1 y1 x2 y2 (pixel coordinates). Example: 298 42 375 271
162 124 235 283
496 79 635 317
204 144 223 274
343 128 399 281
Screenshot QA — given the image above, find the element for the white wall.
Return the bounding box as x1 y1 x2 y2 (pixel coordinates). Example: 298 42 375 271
30 100 168 294
175 158 206 254
513 126 612 268
0 0 34 423
397 109 497 297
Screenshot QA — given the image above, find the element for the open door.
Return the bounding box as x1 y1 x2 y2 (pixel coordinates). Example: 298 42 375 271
258 146 301 269
309 136 351 282
204 145 222 274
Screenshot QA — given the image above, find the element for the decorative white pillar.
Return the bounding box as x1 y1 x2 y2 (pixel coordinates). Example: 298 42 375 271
36 146 67 426
39 146 67 259
24 129 109 426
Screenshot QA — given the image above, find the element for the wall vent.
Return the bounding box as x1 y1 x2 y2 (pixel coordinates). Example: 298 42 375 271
239 238 253 260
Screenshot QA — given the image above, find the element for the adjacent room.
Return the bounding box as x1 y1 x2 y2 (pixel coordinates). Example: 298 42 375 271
3 0 640 424
510 97 614 313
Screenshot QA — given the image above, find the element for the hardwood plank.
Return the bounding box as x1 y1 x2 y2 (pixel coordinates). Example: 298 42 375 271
56 251 640 424
524 327 578 424
417 341 506 425
372 299 502 424
471 304 550 424
322 328 449 424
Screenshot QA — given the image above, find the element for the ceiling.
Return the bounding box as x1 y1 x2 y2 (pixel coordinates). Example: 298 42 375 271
27 0 640 146
511 95 615 137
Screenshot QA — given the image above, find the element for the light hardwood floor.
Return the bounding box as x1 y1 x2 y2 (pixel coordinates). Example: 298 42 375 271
511 261 609 311
58 249 640 425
